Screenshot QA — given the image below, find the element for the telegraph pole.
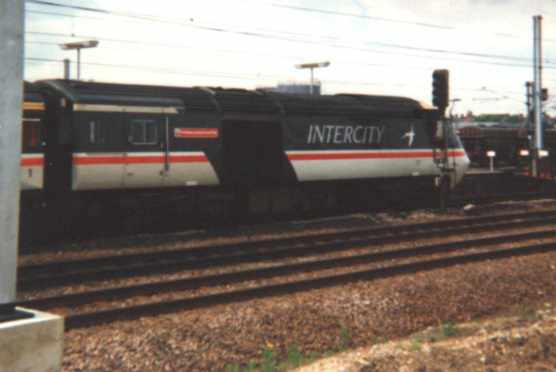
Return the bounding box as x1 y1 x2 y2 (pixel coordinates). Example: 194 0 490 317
0 0 24 319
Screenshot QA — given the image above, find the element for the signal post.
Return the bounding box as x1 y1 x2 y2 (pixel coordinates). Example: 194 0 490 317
431 69 452 210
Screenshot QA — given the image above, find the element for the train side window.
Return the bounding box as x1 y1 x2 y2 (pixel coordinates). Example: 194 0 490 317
129 119 158 145
88 120 106 145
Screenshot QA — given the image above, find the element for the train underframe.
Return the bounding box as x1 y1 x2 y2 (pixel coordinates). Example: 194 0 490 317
20 175 440 244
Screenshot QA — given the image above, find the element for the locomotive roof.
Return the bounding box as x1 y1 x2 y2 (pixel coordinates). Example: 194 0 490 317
37 80 185 108
266 92 422 117
31 80 427 117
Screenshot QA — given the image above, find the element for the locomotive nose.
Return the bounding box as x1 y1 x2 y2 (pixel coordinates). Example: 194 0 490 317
454 149 471 185
461 150 471 173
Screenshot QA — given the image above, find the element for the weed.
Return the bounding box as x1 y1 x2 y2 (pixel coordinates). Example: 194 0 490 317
441 322 457 337
245 361 258 372
520 305 539 321
261 347 277 372
225 364 241 372
410 338 422 352
287 344 302 368
307 351 321 363
339 327 352 350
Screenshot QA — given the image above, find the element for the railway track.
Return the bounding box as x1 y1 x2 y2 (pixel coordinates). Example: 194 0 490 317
18 208 556 289
14 209 556 330
452 191 555 206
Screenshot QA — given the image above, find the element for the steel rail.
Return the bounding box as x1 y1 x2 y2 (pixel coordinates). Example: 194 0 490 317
450 191 554 205
18 228 556 310
18 213 556 290
22 208 556 276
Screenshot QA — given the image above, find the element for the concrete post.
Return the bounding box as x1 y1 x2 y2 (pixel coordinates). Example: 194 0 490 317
0 0 24 312
0 6 64 370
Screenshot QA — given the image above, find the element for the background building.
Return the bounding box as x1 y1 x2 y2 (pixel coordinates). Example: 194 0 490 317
259 81 321 95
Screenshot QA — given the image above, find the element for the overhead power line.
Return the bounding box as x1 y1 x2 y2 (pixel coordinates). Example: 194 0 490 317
21 30 522 71
268 2 556 44
25 0 555 67
26 29 556 72
25 56 544 98
269 3 452 30
24 56 396 86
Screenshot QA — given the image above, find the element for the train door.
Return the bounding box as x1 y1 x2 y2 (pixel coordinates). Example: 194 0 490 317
124 115 165 189
43 95 73 198
222 121 284 186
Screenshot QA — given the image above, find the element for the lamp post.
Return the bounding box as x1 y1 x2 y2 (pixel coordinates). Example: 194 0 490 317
295 61 330 95
59 40 99 80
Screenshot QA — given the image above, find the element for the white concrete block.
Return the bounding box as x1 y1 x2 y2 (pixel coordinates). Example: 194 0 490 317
0 308 64 372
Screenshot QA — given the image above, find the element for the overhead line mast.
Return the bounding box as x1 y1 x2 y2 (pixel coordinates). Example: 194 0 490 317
532 15 544 177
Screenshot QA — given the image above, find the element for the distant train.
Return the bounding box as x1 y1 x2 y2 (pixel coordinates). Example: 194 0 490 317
20 79 470 232
458 125 528 167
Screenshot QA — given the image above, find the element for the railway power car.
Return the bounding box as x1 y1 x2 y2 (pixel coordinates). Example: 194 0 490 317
20 79 470 234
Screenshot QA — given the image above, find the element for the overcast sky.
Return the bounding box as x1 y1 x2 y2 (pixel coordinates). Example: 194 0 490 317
24 0 556 115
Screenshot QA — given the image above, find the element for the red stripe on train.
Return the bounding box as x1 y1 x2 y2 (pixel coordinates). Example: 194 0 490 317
174 128 219 139
287 150 466 161
21 158 44 166
73 154 208 165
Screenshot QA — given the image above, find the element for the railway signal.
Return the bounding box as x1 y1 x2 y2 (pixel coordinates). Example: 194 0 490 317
432 69 449 112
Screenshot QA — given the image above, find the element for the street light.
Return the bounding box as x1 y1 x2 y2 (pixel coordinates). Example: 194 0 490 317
59 40 99 80
295 61 330 95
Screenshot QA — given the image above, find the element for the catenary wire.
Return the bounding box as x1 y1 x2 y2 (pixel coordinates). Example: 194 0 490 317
25 0 555 66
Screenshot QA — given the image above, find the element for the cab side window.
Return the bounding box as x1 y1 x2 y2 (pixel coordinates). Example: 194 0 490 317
129 119 158 145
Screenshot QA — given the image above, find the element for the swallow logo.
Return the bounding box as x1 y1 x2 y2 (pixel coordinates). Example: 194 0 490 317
402 126 415 147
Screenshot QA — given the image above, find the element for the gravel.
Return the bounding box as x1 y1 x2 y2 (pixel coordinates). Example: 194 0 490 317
25 199 556 371
60 247 556 371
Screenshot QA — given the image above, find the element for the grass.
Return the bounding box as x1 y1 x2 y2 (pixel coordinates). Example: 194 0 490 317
407 321 460 349
519 305 539 322
339 326 353 351
441 322 457 338
410 337 423 352
224 327 355 371
261 347 277 372
286 344 302 368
